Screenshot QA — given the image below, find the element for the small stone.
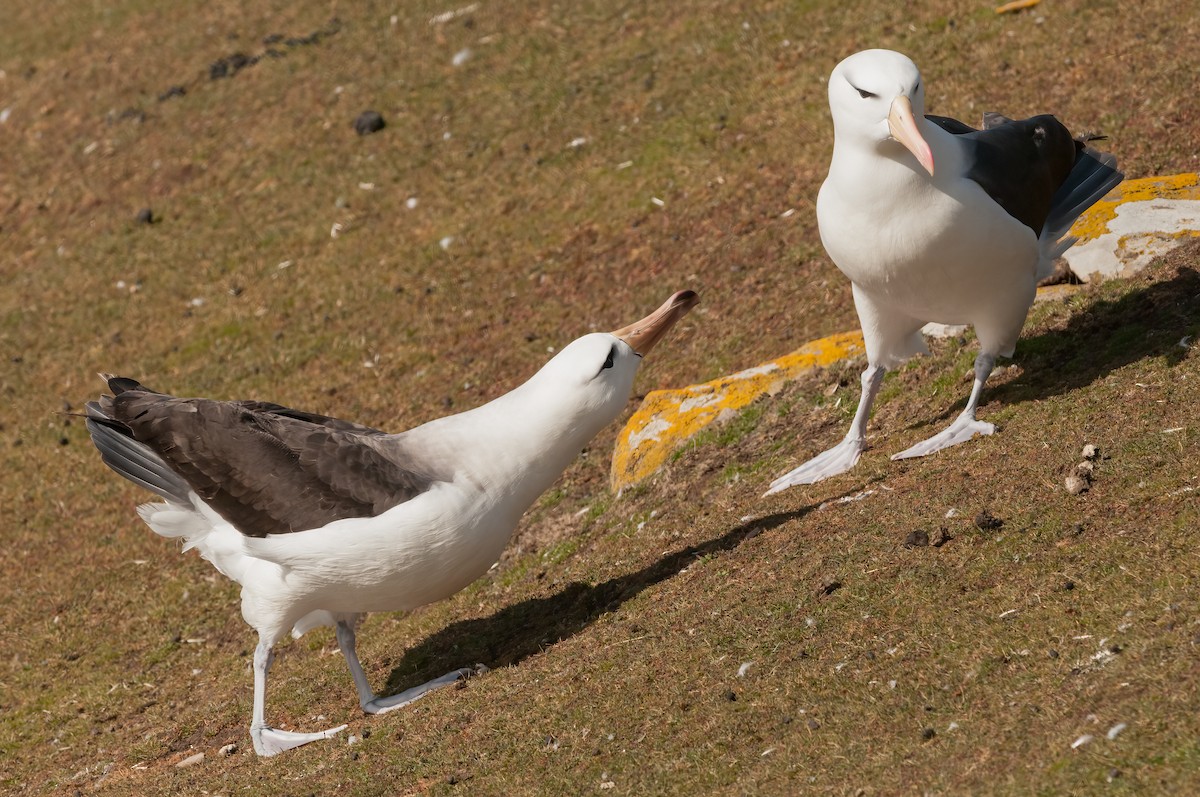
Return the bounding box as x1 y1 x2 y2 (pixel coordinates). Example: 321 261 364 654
1064 580 1075 591
921 727 936 741
1107 768 1122 782
135 208 155 224
806 719 820 730
904 529 929 548
974 510 1003 531
1064 474 1089 495
354 110 386 135
930 527 952 547
723 689 737 702
175 752 204 768
218 743 237 757
1082 444 1099 460
1047 649 1059 659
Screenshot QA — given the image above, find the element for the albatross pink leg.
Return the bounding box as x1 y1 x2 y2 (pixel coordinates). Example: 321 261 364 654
335 621 479 716
250 639 347 756
891 353 996 460
765 364 886 495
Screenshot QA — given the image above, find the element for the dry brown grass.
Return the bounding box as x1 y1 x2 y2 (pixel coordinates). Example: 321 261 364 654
2 0 1198 794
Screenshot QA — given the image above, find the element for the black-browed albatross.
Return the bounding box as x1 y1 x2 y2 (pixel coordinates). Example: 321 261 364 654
767 49 1121 494
86 289 698 756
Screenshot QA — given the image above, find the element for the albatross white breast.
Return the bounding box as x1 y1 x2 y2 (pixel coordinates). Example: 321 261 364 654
86 289 698 756
767 49 1122 494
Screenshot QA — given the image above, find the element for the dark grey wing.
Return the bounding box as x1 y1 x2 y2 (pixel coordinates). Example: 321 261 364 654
90 376 436 537
86 403 192 505
1042 145 1122 247
931 113 1080 235
233 400 389 436
925 114 977 136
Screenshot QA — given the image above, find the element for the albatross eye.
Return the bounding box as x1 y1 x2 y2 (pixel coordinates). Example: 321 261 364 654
855 87 877 100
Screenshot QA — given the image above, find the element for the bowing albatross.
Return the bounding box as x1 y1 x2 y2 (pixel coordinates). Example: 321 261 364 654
767 49 1121 494
86 289 697 756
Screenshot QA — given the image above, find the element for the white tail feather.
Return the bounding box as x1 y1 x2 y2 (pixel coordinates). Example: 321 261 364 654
137 499 249 583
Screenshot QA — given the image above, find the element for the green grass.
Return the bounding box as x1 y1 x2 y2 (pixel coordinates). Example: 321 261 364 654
2 0 1200 794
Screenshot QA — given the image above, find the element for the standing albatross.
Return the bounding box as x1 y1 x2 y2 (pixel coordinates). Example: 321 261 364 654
86 289 698 756
767 49 1121 494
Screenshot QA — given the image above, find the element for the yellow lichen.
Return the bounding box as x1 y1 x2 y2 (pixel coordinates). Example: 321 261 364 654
611 331 865 490
1070 173 1200 242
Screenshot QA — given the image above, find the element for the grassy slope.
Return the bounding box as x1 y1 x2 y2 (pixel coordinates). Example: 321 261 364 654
1 0 1197 793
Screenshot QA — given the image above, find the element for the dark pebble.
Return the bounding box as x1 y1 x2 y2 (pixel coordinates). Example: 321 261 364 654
354 110 386 136
904 529 929 548
1064 580 1075 591
921 727 936 741
806 719 820 730
974 510 1003 531
135 208 155 225
209 52 257 80
1048 649 1059 659
723 690 737 702
59 437 69 446
1108 768 1121 781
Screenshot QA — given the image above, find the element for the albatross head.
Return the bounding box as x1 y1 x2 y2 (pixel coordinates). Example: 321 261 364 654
517 290 699 441
828 49 935 176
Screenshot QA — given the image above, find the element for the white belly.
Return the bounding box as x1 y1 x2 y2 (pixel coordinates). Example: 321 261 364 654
818 160 1040 327
238 483 520 625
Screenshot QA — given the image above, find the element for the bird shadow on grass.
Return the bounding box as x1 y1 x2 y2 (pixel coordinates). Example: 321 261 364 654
380 500 823 695
914 259 1200 428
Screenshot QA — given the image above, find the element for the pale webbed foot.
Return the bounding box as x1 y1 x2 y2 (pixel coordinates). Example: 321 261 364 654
765 437 865 495
363 666 485 715
891 415 995 460
252 723 348 757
